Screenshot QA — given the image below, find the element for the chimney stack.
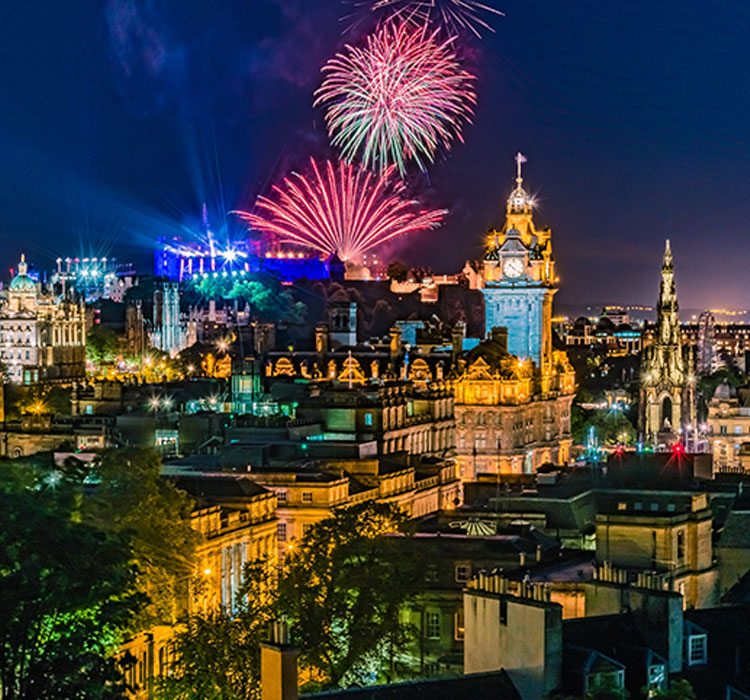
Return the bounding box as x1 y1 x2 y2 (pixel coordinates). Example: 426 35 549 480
490 326 509 353
261 619 298 700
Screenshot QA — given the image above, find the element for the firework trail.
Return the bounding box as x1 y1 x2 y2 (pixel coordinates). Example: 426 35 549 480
348 0 503 38
315 21 476 176
232 158 447 262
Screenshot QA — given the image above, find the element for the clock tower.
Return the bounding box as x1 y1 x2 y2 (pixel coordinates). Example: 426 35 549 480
481 154 556 370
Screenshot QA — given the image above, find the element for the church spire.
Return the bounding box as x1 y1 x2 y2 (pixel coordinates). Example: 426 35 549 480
663 239 673 270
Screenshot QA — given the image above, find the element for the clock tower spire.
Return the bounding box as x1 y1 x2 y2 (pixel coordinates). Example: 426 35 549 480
480 155 557 370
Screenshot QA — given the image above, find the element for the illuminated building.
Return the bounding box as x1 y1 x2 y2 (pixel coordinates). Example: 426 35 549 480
639 241 693 443
51 256 135 302
706 381 750 472
0 255 86 383
480 154 555 367
453 328 575 479
696 311 716 373
453 156 575 478
154 204 329 282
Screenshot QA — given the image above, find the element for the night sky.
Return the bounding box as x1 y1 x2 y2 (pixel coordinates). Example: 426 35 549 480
1 0 749 310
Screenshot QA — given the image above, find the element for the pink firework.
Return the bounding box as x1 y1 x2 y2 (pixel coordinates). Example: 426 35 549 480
315 21 476 175
232 159 447 262
351 0 503 38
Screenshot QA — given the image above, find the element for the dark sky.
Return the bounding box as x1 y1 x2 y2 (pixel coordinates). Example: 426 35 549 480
1 0 749 309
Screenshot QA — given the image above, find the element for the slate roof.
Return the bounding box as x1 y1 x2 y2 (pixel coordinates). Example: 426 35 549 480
306 670 521 700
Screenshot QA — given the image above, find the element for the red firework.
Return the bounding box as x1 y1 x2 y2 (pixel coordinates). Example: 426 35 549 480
232 159 447 262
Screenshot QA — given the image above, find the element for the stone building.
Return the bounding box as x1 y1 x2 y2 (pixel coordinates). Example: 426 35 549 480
595 490 718 609
0 255 86 383
706 380 750 471
639 241 693 442
452 327 574 479
453 155 575 479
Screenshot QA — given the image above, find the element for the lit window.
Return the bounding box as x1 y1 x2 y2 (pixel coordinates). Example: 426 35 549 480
425 610 441 639
617 502 627 511
688 634 707 665
455 564 471 583
302 491 313 503
277 522 287 541
735 426 743 434
277 490 287 503
454 609 465 640
364 412 373 426
650 503 659 511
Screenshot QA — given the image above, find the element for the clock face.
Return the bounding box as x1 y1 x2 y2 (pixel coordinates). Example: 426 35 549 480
503 257 525 279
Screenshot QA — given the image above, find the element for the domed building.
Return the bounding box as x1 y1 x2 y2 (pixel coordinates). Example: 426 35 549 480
0 255 86 383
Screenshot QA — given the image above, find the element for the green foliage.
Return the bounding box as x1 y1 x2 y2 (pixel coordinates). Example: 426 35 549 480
647 679 696 699
3 383 71 420
190 273 306 322
81 448 199 631
0 462 142 699
572 407 636 446
86 326 122 367
156 560 275 700
277 501 425 689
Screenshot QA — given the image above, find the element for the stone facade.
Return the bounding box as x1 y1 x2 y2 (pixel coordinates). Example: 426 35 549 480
0 255 86 383
639 241 693 442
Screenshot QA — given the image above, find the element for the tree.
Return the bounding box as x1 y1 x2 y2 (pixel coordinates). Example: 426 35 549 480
156 560 276 700
647 679 696 699
386 260 408 283
0 461 141 699
86 326 121 368
80 448 199 631
277 501 426 689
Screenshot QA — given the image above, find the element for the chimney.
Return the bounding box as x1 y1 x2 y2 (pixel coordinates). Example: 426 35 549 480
451 322 465 364
261 619 298 700
389 325 402 359
490 326 508 353
314 324 329 354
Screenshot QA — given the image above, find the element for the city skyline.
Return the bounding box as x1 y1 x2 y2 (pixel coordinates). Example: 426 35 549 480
1 0 749 309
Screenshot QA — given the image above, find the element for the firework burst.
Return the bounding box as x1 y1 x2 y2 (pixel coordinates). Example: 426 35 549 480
232 159 446 262
359 0 503 38
315 21 476 175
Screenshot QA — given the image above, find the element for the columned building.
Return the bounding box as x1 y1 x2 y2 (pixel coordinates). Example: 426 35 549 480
639 241 692 443
454 155 575 479
0 255 86 383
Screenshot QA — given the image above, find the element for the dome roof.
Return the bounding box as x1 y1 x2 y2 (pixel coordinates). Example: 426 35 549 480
9 255 36 293
714 379 737 401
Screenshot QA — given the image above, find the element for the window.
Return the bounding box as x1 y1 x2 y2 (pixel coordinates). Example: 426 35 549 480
302 523 313 537
425 610 441 639
302 491 313 503
455 564 471 583
499 598 508 625
677 531 685 561
647 664 665 690
720 425 728 435
687 634 707 665
667 503 676 512
277 490 287 503
454 609 465 640
364 412 373 426
634 502 643 510
736 425 743 434
650 502 659 511
277 522 287 541
617 502 627 511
